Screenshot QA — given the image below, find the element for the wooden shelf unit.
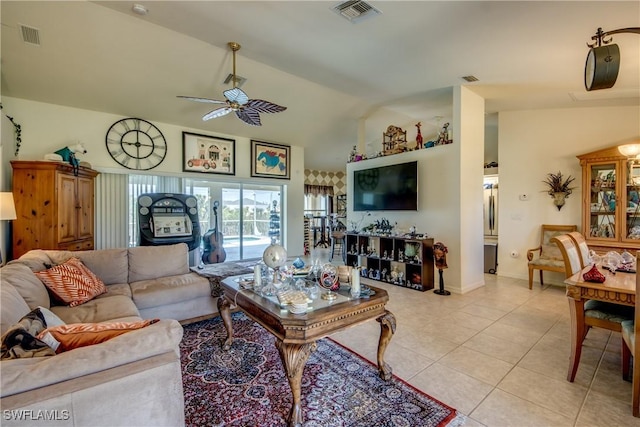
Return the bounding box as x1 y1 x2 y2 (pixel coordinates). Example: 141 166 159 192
11 161 99 259
345 233 434 291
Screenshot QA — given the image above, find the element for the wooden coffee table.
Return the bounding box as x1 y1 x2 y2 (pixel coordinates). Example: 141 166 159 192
218 275 396 427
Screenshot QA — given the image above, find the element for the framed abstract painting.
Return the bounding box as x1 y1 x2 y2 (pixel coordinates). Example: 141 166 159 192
250 140 290 179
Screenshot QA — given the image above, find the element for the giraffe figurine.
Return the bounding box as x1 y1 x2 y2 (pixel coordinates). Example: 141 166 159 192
415 122 423 149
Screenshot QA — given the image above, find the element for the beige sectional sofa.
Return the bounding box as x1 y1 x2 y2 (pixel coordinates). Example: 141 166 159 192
0 243 215 427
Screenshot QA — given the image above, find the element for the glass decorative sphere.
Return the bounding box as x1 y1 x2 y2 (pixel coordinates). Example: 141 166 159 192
262 243 287 270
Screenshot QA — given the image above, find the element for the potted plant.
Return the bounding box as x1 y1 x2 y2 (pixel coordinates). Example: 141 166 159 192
543 171 576 210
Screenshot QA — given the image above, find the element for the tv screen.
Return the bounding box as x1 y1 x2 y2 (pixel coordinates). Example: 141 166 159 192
353 161 418 211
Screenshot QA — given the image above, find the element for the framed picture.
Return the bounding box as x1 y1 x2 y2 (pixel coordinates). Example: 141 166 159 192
182 132 235 175
251 140 290 179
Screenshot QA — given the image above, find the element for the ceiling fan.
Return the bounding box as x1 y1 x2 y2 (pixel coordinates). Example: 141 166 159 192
178 42 286 126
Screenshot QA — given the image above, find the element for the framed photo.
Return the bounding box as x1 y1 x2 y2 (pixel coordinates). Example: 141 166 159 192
182 132 235 175
251 140 290 179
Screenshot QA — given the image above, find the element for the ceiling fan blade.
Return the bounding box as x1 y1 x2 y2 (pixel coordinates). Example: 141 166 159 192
245 99 287 114
177 95 226 104
203 106 233 121
235 109 261 126
223 87 249 105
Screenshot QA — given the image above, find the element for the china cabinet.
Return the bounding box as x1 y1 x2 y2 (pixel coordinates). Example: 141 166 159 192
11 161 99 258
577 143 640 252
345 233 434 291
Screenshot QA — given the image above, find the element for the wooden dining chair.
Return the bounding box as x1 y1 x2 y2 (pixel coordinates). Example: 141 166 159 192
567 231 591 269
527 224 577 289
553 234 634 382
621 252 640 417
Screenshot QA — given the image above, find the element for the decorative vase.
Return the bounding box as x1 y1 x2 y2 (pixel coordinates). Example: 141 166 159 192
319 263 340 300
553 192 567 210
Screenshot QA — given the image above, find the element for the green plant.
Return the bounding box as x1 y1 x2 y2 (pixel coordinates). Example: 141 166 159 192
543 171 576 197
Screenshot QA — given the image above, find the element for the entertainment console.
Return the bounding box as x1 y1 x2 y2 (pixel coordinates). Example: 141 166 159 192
345 233 434 291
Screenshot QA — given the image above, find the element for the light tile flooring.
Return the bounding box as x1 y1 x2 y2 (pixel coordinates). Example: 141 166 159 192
306 248 639 427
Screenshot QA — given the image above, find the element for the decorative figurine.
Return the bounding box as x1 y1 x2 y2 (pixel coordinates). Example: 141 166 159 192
383 250 388 259
433 241 450 296
398 250 404 262
415 122 423 149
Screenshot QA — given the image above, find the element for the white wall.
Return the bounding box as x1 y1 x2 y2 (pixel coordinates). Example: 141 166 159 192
498 105 640 285
1 97 305 256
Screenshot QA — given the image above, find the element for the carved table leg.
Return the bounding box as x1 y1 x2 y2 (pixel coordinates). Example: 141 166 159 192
217 296 234 351
275 340 317 427
376 310 396 381
566 287 585 382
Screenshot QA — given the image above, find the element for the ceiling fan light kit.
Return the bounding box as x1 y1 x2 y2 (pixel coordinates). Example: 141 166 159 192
178 42 286 126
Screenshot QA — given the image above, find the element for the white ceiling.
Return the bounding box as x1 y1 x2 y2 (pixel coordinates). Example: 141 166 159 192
2 1 639 171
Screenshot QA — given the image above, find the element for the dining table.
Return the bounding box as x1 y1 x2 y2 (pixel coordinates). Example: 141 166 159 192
564 265 636 382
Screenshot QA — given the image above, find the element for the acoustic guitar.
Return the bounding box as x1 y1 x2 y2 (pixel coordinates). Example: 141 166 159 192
202 200 226 264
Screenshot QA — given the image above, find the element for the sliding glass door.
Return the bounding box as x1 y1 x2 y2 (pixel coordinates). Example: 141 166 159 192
184 179 282 261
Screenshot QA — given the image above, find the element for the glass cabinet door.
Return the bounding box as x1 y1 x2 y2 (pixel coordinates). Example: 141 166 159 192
624 160 640 241
588 162 617 240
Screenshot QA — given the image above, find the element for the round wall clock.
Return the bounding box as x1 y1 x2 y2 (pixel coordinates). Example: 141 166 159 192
584 44 620 91
105 118 167 170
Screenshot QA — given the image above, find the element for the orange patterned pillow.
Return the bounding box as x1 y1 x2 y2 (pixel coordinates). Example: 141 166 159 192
37 319 159 353
35 257 107 307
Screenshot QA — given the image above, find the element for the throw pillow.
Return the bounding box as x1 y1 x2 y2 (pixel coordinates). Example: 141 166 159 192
0 307 63 360
37 319 159 353
35 257 107 307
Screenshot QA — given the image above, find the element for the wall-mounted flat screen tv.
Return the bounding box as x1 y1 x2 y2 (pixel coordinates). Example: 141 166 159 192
353 161 418 211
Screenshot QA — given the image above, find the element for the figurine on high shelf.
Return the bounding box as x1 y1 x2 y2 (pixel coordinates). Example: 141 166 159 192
415 122 423 149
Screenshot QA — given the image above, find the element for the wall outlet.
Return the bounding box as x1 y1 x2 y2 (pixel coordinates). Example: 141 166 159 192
519 194 529 201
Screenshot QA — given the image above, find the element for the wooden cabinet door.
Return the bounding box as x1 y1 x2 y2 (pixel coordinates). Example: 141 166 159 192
76 176 95 241
56 173 78 244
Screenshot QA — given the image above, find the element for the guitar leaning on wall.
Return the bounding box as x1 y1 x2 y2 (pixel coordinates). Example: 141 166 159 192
202 200 227 264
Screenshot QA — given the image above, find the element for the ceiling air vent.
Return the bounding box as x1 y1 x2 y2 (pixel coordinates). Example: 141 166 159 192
332 1 381 23
462 75 479 82
19 24 41 46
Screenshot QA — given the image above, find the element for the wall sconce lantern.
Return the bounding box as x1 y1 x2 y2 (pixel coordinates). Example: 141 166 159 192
584 27 640 91
543 172 576 211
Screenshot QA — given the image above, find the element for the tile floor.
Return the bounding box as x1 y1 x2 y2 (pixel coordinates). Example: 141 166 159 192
306 247 639 427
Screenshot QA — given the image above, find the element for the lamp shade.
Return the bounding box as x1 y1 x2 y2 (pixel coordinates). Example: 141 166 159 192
0 192 17 220
618 144 640 157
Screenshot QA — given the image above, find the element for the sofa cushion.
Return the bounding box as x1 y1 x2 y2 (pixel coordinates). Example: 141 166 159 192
0 282 31 335
1 263 51 310
130 273 211 310
49 295 140 324
35 257 107 307
128 243 189 283
38 319 159 353
0 307 63 360
1 319 183 398
96 283 132 299
75 248 129 285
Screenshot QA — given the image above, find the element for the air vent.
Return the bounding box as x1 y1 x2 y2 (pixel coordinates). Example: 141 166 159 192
462 75 479 82
19 24 41 46
223 73 247 88
332 0 381 23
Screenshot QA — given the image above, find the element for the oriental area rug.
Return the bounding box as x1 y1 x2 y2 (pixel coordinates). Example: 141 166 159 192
180 313 464 427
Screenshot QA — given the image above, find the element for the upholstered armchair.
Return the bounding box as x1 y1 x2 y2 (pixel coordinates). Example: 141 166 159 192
526 224 577 289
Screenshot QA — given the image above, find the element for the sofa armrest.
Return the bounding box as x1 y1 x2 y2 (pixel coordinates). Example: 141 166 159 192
1 319 183 397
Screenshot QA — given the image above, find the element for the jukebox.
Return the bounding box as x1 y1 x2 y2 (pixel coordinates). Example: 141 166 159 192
137 193 201 266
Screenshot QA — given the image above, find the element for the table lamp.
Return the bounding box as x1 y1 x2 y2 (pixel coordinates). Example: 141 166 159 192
1 192 17 265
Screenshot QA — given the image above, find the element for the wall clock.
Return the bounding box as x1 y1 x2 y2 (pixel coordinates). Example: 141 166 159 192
105 118 167 170
584 44 620 91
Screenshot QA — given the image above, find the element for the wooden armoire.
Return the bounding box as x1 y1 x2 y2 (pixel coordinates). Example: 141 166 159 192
11 161 99 259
